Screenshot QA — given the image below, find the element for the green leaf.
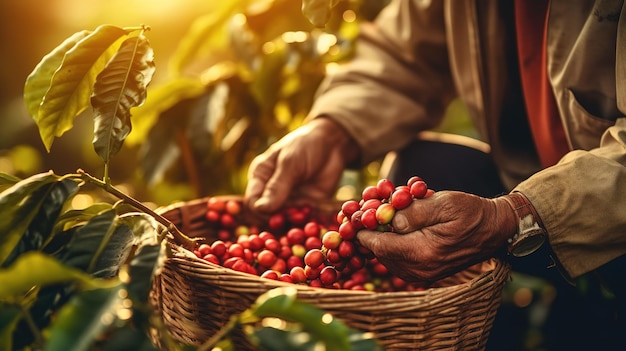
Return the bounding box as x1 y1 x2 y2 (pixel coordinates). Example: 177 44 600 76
126 77 206 146
58 210 134 278
0 173 21 193
126 244 161 304
92 224 135 278
24 30 91 121
246 287 382 351
301 0 338 28
92 34 156 163
0 305 21 351
168 0 250 76
43 203 113 259
0 252 118 302
117 212 161 303
2 178 79 268
118 212 158 245
53 202 113 234
242 287 351 351
37 25 130 152
0 171 60 266
44 286 123 351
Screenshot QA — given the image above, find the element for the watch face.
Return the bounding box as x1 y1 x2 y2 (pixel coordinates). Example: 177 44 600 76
511 233 546 257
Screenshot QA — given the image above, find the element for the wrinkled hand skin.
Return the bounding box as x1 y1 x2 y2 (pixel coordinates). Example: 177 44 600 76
245 117 358 214
356 191 517 283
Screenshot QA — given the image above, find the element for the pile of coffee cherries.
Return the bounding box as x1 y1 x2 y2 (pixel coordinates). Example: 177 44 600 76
193 176 434 291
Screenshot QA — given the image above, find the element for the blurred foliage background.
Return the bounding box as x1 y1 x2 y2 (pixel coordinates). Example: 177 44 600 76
0 0 402 208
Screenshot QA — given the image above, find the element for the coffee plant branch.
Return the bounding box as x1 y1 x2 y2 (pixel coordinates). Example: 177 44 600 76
76 169 198 249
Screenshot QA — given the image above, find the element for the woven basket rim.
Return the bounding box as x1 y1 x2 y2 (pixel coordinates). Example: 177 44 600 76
157 195 510 297
168 239 507 298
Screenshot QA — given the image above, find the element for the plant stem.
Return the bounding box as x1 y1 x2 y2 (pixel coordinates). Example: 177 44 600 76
76 169 197 249
103 162 110 186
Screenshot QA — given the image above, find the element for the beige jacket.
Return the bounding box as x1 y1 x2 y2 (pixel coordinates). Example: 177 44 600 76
308 0 626 279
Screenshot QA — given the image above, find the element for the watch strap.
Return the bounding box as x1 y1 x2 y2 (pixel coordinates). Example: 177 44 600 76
502 192 547 257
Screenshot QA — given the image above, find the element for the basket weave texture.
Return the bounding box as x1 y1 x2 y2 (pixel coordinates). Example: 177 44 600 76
151 197 511 351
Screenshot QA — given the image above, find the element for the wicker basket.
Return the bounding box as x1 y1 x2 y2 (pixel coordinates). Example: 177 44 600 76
151 196 511 351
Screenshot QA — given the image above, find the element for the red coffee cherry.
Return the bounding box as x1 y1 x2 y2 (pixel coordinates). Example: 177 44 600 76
390 188 412 210
409 180 428 199
376 178 395 200
304 249 325 269
360 208 378 230
361 185 379 201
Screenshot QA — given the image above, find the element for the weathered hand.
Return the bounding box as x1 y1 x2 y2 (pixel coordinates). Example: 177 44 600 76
245 117 359 214
356 190 517 283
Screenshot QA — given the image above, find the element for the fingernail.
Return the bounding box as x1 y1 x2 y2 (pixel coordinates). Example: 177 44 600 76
255 198 268 209
255 198 274 213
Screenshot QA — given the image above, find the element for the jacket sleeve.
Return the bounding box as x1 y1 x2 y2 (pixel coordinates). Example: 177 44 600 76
307 0 456 164
514 117 626 279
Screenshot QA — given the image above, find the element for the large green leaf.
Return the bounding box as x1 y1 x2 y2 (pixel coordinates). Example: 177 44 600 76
126 77 206 146
57 209 134 278
2 178 79 268
37 25 131 152
52 203 113 235
44 286 123 351
0 171 60 266
0 173 21 191
24 30 91 121
0 252 117 302
92 34 155 163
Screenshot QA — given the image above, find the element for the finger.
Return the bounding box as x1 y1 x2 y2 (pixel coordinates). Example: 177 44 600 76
392 195 439 233
244 153 277 211
254 162 297 213
355 229 381 252
356 229 423 260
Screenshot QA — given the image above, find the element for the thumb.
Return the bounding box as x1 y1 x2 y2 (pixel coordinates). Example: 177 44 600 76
356 229 417 259
391 196 436 233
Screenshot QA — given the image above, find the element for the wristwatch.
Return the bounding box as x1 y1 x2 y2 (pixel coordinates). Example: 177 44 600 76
502 192 547 257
